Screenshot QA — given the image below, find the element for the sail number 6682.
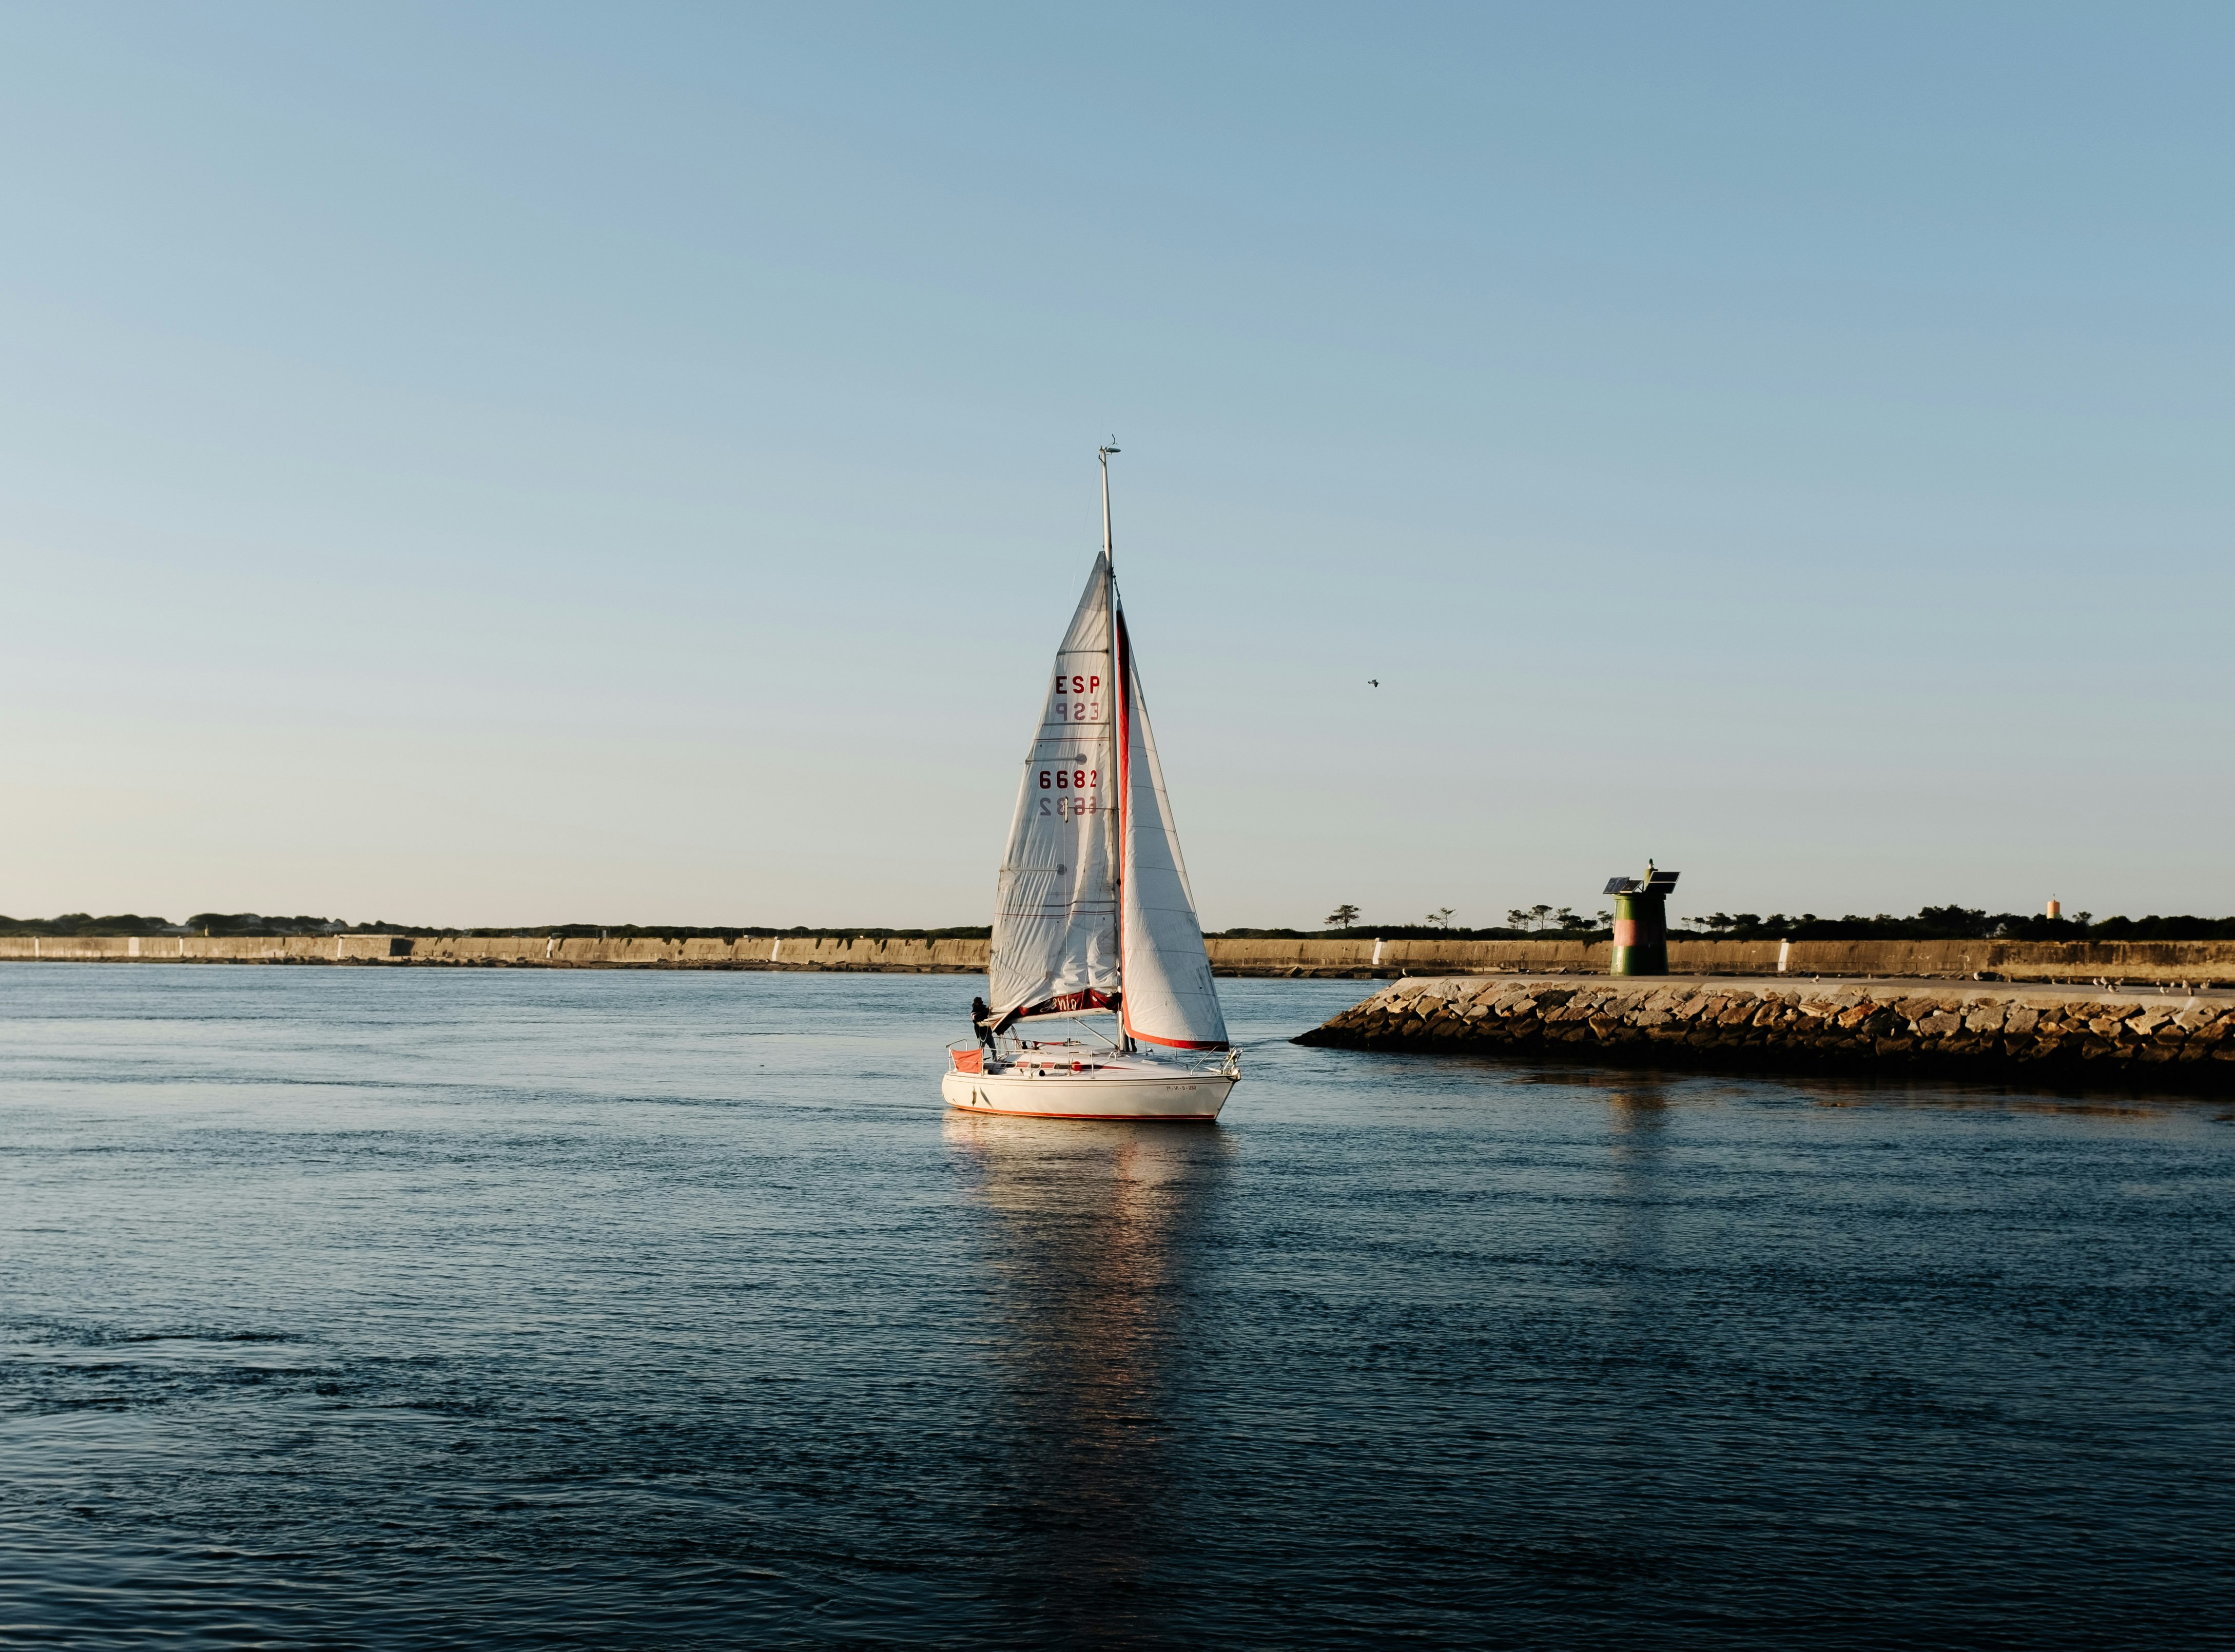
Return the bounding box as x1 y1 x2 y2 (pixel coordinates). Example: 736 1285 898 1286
1039 770 1099 790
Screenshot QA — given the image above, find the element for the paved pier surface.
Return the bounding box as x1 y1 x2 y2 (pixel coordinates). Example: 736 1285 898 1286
1294 974 2235 1093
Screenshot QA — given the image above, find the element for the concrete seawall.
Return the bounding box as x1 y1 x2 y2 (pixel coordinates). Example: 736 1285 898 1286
0 934 991 969
1293 975 2235 1093
5 933 2235 982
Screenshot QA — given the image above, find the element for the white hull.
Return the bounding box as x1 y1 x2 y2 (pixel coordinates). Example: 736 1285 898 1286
941 1063 1234 1121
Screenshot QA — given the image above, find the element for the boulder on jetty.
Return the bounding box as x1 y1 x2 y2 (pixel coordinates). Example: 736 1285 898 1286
1292 975 2235 1093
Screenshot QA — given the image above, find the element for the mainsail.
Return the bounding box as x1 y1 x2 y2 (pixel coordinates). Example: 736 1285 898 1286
986 545 1228 1052
1115 613 1229 1049
987 555 1121 1018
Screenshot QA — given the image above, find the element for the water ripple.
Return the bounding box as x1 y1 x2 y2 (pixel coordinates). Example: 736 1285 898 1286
0 965 2228 1648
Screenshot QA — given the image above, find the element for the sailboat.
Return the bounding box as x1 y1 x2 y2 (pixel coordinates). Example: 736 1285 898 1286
941 445 1238 1121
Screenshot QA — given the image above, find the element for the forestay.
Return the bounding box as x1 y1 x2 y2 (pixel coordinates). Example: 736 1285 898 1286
987 554 1121 1018
1116 614 1230 1050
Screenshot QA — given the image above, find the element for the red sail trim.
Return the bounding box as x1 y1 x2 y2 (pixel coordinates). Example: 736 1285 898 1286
1115 607 1135 1047
950 1107 1221 1122
1014 988 1120 1020
1128 1029 1230 1051
996 989 1119 1032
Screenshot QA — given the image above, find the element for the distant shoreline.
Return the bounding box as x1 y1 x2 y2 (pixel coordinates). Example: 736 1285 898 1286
6 933 2232 986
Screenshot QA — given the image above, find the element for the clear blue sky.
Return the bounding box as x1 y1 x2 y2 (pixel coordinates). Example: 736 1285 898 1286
3 4 2228 929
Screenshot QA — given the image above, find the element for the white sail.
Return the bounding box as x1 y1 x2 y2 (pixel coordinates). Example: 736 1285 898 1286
1116 615 1230 1049
986 554 1121 1018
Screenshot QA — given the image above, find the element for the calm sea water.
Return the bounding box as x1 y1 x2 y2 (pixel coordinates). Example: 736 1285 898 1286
1 966 2229 1649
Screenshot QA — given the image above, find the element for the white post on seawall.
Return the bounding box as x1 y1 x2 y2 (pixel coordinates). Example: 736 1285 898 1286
1777 939 1792 973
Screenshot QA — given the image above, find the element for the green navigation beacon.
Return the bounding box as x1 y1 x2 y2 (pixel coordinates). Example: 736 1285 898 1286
1603 863 1681 977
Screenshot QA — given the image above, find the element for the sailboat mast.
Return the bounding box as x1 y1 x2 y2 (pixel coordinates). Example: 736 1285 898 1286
1099 439 1120 755
1099 439 1118 573
1099 440 1131 1052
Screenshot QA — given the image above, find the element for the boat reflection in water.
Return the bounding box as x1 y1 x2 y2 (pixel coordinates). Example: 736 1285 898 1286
943 1111 1232 1639
1605 1077 1671 1261
1602 1079 1673 1340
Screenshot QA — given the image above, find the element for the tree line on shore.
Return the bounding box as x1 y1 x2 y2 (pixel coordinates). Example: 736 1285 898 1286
0 914 997 941
7 907 2234 943
1230 903 2235 943
1680 907 2235 942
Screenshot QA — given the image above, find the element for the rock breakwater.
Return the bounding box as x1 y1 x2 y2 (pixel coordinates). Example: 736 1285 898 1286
1293 975 2235 1093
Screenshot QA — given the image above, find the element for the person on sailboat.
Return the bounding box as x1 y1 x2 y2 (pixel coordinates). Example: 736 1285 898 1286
969 996 996 1052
